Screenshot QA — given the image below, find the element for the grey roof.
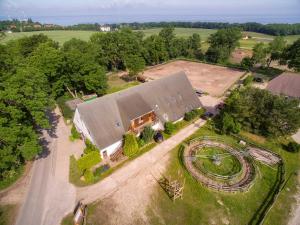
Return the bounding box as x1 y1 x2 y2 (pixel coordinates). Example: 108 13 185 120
77 72 202 149
267 72 300 98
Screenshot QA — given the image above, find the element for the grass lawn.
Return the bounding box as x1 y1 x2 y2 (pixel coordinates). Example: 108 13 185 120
146 125 300 225
0 204 19 225
193 146 242 176
136 28 217 40
107 74 140 94
0 30 98 45
1 29 299 52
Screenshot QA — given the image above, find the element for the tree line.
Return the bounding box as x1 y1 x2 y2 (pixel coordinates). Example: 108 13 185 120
2 19 300 36
241 37 300 72
218 88 300 137
118 22 300 36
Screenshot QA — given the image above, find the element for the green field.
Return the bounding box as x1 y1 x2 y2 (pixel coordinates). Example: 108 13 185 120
137 27 217 40
0 30 97 45
1 29 299 50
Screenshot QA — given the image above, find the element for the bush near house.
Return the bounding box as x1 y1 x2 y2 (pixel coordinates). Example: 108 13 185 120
184 108 205 121
77 151 101 172
137 138 145 148
123 133 139 157
164 122 176 135
56 95 74 120
83 139 99 154
243 75 254 86
69 125 81 141
285 141 300 153
141 126 155 143
83 170 94 183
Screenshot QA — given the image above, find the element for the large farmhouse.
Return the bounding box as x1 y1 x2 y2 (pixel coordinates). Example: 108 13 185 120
74 72 202 158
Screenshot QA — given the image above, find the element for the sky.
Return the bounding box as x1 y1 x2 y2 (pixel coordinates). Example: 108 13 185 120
0 0 300 24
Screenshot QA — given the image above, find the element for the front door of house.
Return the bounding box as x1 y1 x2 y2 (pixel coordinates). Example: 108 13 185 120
103 151 108 159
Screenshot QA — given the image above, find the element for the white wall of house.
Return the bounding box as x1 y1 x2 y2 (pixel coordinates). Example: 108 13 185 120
73 109 95 144
100 140 123 158
152 120 164 131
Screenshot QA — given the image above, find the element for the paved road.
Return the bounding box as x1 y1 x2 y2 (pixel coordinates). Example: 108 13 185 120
16 108 78 225
77 119 206 204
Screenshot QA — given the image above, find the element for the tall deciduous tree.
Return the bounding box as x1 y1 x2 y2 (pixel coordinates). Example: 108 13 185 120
251 43 268 66
220 88 300 137
267 37 286 67
206 28 242 63
124 54 146 79
281 38 300 72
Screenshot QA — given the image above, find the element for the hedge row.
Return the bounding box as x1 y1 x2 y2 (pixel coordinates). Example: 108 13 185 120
184 108 205 121
77 151 101 171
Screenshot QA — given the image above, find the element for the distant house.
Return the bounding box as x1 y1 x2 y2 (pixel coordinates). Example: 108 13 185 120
74 72 202 158
34 24 42 28
267 72 300 99
44 24 54 28
100 25 111 32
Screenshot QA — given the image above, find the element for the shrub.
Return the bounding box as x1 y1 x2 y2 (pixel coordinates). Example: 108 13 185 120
123 133 139 157
286 141 300 153
69 155 82 184
240 57 254 70
56 95 74 119
184 108 206 121
84 139 99 154
70 125 81 141
141 126 155 143
137 138 145 148
77 151 101 172
195 108 206 117
83 170 94 183
243 75 254 86
94 164 110 177
221 112 241 134
164 122 176 135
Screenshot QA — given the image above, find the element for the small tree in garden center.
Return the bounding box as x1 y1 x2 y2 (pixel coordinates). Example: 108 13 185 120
123 133 139 157
141 126 155 144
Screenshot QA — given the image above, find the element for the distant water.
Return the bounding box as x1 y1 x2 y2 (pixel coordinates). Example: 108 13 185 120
0 14 299 25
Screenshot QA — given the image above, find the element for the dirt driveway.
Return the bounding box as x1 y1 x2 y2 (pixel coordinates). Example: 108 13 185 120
142 60 244 97
77 119 206 225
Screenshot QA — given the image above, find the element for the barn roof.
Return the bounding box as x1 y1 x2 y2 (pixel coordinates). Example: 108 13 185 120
267 72 300 98
76 72 202 149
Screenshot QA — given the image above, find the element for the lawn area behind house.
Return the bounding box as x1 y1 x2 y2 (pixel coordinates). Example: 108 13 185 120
0 30 97 45
146 125 300 225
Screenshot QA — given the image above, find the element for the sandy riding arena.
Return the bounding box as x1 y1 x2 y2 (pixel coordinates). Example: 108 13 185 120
143 60 245 97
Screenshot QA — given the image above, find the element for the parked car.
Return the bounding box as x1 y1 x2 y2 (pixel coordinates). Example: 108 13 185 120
195 89 204 97
253 77 263 83
217 103 225 110
201 112 214 120
154 131 164 143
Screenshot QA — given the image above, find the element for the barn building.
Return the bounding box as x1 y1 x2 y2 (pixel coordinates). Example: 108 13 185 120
73 72 202 158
